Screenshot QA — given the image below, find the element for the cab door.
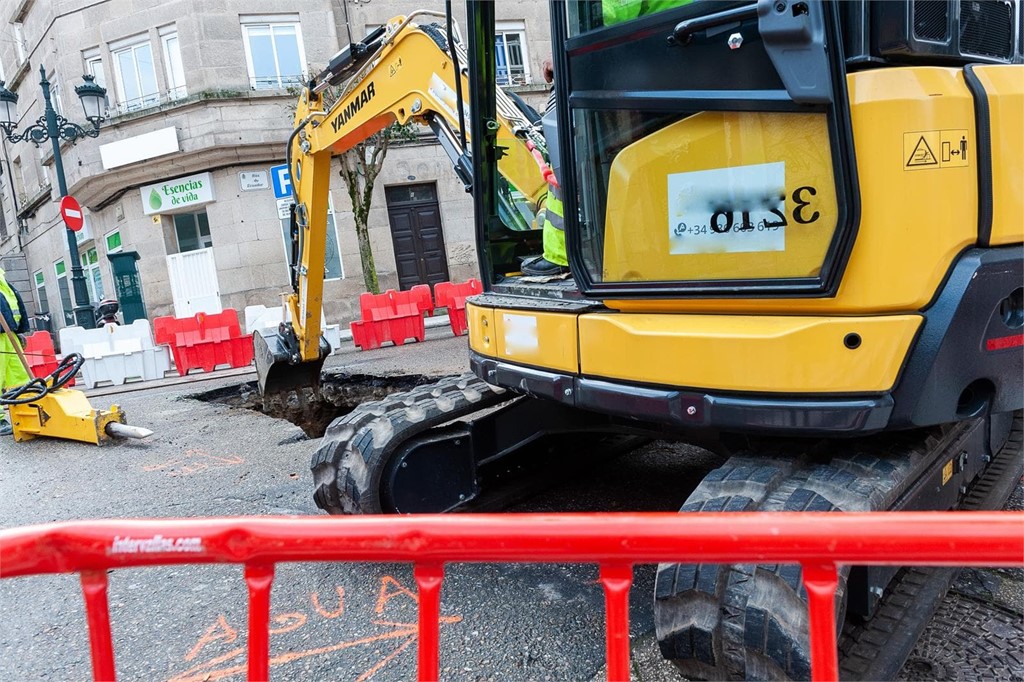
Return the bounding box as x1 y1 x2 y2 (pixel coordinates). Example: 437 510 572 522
553 0 858 298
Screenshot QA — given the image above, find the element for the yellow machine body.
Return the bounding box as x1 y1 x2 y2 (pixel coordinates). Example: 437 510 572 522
973 65 1024 247
9 390 125 445
601 111 840 284
469 306 922 395
469 66 1023 396
603 67 987 314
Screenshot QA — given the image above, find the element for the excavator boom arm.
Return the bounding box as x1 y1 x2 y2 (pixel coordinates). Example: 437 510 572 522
255 13 549 395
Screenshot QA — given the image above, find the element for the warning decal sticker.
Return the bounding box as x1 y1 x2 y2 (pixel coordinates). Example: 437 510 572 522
904 130 969 171
906 136 937 167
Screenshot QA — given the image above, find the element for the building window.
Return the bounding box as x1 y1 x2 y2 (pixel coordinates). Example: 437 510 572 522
105 229 122 254
84 49 112 112
173 211 212 253
37 146 50 188
111 36 159 111
33 270 49 316
279 194 344 281
54 260 74 326
47 71 64 116
495 22 530 86
160 27 186 100
13 23 27 64
12 157 24 200
81 246 105 302
241 17 306 90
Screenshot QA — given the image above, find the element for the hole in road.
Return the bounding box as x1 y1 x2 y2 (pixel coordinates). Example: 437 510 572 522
193 372 433 438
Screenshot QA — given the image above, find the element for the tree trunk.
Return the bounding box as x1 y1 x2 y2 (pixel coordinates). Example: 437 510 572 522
352 195 378 294
337 124 414 295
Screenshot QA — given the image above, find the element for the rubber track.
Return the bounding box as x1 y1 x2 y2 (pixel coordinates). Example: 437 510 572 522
654 416 1009 681
310 372 509 514
838 411 1023 681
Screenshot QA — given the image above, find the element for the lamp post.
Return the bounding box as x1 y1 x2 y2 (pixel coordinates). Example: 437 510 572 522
0 65 107 329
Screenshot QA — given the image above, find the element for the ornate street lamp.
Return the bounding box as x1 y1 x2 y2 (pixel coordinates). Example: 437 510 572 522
0 66 107 329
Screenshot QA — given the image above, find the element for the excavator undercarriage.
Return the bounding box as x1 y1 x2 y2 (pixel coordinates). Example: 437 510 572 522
310 371 1022 678
259 0 1023 678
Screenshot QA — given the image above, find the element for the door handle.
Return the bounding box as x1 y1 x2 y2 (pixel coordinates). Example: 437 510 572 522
668 3 756 46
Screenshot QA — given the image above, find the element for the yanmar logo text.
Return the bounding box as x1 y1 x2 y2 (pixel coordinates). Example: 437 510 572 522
331 82 376 133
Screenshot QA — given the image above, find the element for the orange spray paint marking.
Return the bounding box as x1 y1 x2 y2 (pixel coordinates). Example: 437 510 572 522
374 575 418 614
144 449 245 477
172 576 462 682
268 612 307 634
184 614 236 662
311 586 345 619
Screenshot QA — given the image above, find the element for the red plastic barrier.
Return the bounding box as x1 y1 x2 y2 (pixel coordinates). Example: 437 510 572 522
22 331 75 385
434 278 482 336
412 283 434 317
349 287 431 350
153 309 254 376
2 512 1021 682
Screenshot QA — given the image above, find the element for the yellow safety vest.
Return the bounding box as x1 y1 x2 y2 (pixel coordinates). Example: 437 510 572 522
602 0 694 27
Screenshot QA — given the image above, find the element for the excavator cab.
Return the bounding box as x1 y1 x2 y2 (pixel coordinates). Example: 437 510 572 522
471 0 857 294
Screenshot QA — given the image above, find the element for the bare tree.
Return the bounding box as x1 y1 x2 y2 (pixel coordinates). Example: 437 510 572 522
337 123 417 294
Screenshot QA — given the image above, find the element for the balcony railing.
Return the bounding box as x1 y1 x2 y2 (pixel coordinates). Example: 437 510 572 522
248 74 305 91
107 87 189 117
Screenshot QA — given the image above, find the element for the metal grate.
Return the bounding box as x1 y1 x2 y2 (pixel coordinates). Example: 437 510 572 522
914 0 950 41
960 0 1015 59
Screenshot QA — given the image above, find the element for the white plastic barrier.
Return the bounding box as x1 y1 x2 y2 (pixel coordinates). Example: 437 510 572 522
244 304 342 355
58 320 172 389
243 305 284 336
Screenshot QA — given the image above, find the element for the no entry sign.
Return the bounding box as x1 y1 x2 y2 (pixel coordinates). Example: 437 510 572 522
60 195 84 232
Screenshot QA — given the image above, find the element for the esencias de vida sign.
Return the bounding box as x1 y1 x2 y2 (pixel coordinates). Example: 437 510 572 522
141 171 215 215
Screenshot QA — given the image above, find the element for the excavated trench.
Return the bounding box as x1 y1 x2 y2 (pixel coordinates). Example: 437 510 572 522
193 371 434 438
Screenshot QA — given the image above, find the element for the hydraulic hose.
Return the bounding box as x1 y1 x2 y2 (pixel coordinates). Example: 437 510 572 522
0 352 84 405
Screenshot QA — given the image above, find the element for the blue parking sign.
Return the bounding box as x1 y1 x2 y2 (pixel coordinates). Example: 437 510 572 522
270 164 292 199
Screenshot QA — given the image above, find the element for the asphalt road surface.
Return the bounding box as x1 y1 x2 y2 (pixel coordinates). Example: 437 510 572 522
1 330 1020 681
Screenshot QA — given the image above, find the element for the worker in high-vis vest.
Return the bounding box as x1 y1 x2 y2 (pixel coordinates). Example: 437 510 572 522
521 0 694 277
521 179 569 277
0 267 30 436
602 0 694 26
521 58 570 278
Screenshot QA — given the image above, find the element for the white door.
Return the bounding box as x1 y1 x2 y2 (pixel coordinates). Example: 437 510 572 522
166 247 222 317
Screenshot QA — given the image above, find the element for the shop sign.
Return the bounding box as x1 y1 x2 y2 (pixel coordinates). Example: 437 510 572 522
141 172 215 215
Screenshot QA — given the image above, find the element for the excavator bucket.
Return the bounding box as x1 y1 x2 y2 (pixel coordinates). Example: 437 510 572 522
253 326 330 396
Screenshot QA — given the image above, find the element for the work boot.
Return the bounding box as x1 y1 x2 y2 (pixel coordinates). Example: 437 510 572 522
0 420 12 436
521 255 569 277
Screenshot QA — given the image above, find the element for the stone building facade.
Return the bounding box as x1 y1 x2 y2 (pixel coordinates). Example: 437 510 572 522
0 0 552 333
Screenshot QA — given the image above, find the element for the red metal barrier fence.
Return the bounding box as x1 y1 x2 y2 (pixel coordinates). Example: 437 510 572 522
2 512 1022 682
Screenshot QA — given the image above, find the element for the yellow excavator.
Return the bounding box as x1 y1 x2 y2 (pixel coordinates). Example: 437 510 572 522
255 1 1023 679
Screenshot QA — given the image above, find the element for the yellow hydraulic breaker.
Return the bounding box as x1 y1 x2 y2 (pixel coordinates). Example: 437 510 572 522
0 316 152 445
8 390 128 445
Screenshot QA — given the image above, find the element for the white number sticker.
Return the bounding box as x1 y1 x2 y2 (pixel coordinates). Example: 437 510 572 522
668 162 787 255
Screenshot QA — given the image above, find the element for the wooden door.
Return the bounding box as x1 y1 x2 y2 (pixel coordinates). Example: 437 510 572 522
385 183 450 290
